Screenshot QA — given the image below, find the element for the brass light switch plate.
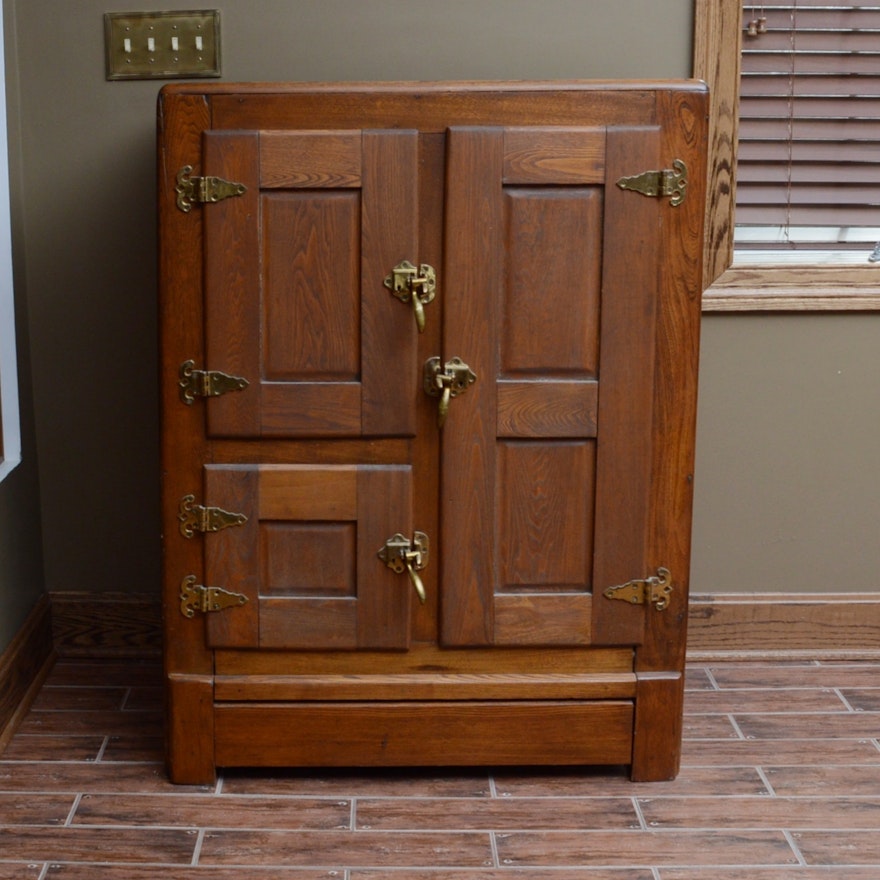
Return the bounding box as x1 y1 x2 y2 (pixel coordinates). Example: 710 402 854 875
104 10 221 80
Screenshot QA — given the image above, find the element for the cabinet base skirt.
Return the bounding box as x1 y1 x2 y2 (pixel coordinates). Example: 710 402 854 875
213 700 634 768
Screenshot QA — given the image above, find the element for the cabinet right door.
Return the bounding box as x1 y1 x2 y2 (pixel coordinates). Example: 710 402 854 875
440 124 667 649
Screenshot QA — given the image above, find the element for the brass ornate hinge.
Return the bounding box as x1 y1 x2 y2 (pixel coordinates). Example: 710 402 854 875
179 575 248 618
175 165 247 213
179 360 249 405
378 531 430 605
616 159 688 206
603 567 673 611
178 494 248 538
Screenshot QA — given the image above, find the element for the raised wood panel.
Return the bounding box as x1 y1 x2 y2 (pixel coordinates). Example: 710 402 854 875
215 701 635 767
261 522 356 597
497 441 594 592
262 192 361 380
501 188 601 377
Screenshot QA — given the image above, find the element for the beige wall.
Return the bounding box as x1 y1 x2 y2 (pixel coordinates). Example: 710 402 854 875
692 313 880 593
1 0 877 655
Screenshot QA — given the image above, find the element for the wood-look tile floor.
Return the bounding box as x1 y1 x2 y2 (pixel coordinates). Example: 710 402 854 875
1 658 879 878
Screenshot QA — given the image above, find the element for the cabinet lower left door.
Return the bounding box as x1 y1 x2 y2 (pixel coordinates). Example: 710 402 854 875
201 463 416 651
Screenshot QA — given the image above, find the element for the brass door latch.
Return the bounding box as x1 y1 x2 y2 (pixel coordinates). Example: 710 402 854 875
384 260 437 333
423 356 477 428
378 531 430 604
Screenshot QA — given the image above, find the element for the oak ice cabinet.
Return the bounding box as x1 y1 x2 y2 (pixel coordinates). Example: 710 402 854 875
158 81 707 784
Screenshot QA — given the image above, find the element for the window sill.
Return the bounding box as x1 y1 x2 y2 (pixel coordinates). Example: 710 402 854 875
702 265 880 312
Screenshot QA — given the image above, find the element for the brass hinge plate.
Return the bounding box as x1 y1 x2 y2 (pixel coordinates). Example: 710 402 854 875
603 567 673 611
616 159 688 206
180 575 248 618
178 494 247 538
175 165 246 212
179 360 249 405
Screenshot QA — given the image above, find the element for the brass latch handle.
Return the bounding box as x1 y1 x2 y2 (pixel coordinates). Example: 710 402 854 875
423 356 477 429
378 531 430 604
384 261 437 333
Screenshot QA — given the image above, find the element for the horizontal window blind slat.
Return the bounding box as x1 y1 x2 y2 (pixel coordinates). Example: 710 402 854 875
739 118 880 138
738 184 880 205
737 204 880 225
739 140 880 162
741 75 880 97
737 163 880 183
744 52 880 74
744 32 880 50
740 96 880 117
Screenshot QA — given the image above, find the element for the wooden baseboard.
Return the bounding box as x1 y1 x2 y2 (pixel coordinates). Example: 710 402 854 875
687 593 880 660
42 590 880 660
49 591 162 658
0 595 56 751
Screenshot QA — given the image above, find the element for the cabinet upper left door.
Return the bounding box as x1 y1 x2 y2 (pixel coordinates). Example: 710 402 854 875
201 129 421 439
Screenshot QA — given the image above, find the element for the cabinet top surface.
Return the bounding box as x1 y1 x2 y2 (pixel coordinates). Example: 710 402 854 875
159 78 708 98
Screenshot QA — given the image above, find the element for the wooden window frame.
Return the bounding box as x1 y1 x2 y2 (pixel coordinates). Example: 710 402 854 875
693 0 880 311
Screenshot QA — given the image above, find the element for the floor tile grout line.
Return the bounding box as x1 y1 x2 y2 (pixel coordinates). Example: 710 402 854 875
726 714 747 740
704 667 721 691
783 829 809 866
631 796 649 830
190 827 206 866
62 793 82 827
835 686 858 711
755 765 777 796
489 828 501 868
92 736 110 762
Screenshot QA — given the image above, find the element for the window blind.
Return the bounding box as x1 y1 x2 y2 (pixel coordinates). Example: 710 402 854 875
736 0 880 252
